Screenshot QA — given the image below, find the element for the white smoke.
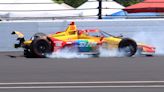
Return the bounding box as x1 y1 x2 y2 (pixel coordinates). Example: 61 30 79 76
132 31 164 55
47 47 121 59
47 48 90 59
46 31 164 58
99 47 120 57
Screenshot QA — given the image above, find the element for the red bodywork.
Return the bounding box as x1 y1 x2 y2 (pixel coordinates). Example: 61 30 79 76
138 44 155 55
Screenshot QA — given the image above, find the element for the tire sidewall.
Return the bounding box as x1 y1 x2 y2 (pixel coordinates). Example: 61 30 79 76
31 38 52 58
118 38 137 57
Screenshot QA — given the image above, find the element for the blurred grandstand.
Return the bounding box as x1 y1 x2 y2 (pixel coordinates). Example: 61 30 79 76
0 0 162 21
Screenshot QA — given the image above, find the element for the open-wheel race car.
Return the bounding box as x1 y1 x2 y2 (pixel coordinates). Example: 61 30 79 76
11 22 155 58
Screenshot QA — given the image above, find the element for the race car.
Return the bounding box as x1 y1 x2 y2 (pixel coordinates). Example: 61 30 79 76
11 22 155 58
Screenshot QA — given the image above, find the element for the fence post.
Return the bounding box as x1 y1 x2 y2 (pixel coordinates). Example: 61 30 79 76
98 0 102 19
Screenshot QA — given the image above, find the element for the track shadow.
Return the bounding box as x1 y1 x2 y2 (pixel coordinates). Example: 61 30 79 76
6 55 24 58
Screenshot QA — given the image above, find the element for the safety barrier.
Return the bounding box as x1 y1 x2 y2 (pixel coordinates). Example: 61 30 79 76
0 19 164 51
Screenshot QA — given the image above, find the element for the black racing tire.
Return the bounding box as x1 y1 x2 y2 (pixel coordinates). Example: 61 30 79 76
31 33 47 40
30 38 52 58
118 38 137 57
34 32 46 37
24 49 35 58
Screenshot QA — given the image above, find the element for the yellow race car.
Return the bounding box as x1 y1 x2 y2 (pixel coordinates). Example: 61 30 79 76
12 22 155 58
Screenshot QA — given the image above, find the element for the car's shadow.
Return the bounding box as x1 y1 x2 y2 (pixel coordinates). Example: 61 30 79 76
6 55 24 58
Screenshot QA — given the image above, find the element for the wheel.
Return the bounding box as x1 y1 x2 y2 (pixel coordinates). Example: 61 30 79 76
31 32 46 40
34 33 46 37
118 38 137 57
30 38 52 58
24 48 35 58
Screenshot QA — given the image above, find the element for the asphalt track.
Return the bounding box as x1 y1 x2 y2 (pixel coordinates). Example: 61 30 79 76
0 51 164 92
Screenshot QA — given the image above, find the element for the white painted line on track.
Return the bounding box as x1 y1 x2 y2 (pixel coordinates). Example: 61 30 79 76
0 81 164 85
1 85 164 89
0 81 164 89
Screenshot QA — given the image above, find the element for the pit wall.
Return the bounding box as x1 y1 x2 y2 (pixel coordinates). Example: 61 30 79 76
1 19 164 51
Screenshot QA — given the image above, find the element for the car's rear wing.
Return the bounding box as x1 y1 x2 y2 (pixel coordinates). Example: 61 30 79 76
11 31 24 38
11 31 25 48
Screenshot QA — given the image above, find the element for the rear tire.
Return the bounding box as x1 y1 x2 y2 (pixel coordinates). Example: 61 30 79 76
31 33 46 40
24 48 35 58
30 38 52 58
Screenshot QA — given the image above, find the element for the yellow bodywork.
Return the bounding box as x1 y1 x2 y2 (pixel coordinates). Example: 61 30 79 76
23 40 32 46
103 37 122 48
12 22 156 57
13 31 24 38
51 22 78 42
22 22 122 49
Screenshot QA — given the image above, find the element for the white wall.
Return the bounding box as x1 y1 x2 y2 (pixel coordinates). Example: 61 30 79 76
1 19 164 51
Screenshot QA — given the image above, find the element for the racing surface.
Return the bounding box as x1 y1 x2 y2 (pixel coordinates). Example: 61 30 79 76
0 51 164 92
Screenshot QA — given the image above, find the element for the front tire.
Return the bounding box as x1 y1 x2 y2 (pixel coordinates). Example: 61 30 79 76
118 38 137 57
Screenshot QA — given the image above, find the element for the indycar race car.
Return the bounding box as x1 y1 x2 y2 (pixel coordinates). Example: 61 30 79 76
11 22 155 58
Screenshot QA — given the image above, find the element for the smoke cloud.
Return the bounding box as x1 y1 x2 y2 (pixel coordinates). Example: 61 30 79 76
47 47 121 59
132 31 164 55
47 31 163 58
47 48 90 59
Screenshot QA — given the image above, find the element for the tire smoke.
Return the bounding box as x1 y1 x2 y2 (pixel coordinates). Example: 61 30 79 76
47 31 163 59
132 32 164 55
47 47 121 59
47 48 90 59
